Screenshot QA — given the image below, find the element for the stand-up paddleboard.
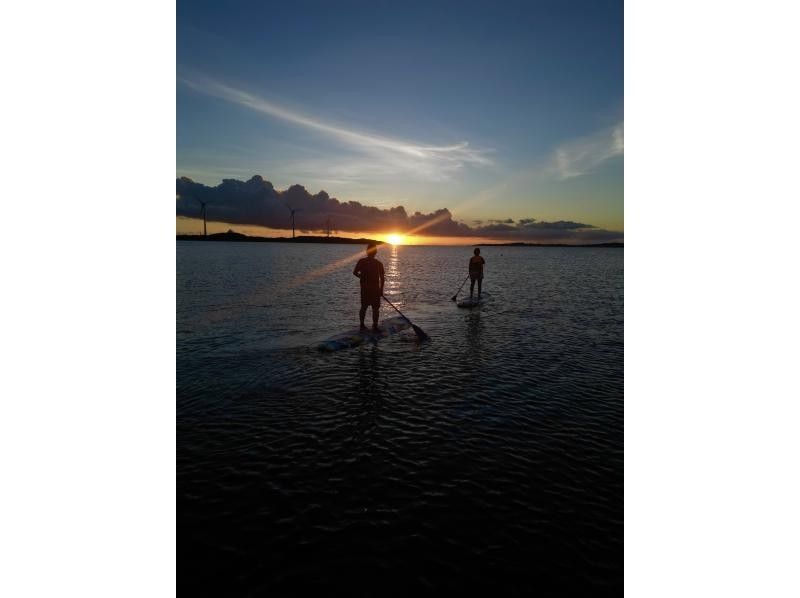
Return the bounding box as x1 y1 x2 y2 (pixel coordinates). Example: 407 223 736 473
317 316 411 351
457 292 489 308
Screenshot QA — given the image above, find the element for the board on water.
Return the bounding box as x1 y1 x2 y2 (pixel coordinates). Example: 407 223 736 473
317 316 412 351
457 292 489 308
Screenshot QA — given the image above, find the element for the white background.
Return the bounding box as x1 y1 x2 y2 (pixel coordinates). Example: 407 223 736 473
1 1 798 595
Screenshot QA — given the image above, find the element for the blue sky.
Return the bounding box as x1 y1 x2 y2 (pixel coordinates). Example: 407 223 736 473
177 0 623 239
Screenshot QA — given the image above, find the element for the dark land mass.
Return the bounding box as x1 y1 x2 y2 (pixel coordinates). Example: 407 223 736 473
176 230 384 245
177 231 622 247
481 241 624 248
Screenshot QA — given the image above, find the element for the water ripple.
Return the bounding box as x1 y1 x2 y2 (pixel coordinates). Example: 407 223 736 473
178 243 623 593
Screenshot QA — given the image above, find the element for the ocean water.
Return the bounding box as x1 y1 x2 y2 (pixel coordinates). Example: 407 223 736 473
177 241 624 594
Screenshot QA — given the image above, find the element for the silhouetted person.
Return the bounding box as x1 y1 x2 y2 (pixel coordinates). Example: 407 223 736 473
469 247 485 299
353 242 385 331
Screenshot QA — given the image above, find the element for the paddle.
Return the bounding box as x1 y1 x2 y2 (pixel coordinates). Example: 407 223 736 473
381 294 430 342
451 275 469 301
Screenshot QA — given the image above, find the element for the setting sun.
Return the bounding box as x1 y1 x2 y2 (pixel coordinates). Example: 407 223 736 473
386 233 405 245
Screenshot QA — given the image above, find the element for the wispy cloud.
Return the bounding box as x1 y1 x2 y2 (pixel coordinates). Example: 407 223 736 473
180 74 492 180
550 123 623 179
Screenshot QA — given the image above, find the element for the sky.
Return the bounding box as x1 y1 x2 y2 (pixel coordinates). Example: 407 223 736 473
177 0 623 243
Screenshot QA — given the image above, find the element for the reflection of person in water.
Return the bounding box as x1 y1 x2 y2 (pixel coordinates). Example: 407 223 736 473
353 242 385 331
469 247 485 299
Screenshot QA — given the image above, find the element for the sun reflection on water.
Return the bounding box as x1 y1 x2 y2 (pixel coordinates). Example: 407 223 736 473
383 244 402 306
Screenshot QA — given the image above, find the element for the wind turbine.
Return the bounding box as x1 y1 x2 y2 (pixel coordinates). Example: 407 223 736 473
285 204 303 239
195 199 208 237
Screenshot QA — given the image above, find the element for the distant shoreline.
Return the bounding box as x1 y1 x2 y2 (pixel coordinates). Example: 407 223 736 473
176 231 623 248
176 231 384 245
480 241 623 248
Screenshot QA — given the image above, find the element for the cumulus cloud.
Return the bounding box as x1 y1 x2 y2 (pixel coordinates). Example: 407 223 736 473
176 175 468 235
517 219 593 229
176 175 622 243
551 122 624 179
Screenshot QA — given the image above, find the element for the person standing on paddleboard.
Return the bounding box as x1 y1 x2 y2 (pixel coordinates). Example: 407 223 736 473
469 247 485 299
353 242 385 331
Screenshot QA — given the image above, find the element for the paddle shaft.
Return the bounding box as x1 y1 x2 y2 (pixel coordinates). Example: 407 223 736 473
451 275 470 301
381 294 429 341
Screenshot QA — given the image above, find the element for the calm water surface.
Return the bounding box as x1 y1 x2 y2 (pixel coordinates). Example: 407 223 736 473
177 241 623 594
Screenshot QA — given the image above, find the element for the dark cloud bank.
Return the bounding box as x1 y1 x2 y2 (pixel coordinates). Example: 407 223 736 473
176 175 622 243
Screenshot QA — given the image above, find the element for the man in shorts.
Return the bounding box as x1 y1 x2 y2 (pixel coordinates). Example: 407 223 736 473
353 242 385 331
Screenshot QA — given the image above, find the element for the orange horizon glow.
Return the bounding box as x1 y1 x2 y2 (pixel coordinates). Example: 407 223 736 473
176 216 621 246
176 216 499 245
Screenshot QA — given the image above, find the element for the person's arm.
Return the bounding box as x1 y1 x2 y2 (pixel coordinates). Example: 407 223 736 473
353 260 362 278
379 263 385 294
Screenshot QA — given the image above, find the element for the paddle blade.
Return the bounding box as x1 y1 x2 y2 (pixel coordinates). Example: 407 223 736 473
411 324 429 342
451 295 457 301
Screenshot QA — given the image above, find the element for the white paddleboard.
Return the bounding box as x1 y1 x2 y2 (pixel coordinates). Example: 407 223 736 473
317 316 411 351
457 292 489 308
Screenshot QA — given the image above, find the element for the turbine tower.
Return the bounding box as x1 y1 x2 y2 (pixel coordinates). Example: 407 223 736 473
285 204 303 239
195 199 208 237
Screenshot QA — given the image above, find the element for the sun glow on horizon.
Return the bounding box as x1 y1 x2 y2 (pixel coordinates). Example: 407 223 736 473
386 233 406 245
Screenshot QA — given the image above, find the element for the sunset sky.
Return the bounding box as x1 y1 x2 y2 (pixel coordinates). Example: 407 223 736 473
177 0 623 244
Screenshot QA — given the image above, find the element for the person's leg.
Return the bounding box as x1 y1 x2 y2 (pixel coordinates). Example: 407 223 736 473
359 300 368 328
371 298 380 329
478 276 482 297
469 276 475 298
